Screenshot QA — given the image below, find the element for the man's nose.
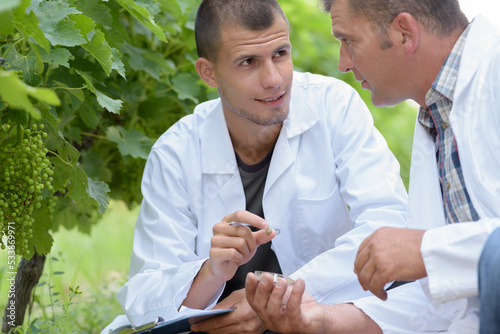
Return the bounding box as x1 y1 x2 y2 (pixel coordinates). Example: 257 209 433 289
338 44 354 73
261 61 283 89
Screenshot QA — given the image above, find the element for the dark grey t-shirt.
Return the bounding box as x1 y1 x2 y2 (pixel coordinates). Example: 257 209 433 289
218 147 282 301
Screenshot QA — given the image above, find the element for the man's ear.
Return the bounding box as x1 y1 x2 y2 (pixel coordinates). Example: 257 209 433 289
391 13 419 54
195 57 218 88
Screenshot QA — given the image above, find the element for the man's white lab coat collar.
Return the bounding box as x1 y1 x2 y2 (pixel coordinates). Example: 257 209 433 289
455 15 499 99
200 80 320 175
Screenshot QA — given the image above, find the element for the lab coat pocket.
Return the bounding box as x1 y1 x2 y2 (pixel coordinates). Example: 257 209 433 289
295 185 351 262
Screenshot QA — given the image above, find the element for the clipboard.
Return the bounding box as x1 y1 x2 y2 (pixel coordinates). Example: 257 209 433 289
113 309 235 334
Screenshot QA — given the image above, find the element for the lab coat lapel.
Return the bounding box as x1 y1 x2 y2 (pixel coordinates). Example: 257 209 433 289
454 15 497 101
199 100 245 213
264 83 320 197
407 120 446 229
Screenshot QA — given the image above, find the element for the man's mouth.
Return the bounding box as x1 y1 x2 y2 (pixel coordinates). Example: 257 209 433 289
256 92 286 102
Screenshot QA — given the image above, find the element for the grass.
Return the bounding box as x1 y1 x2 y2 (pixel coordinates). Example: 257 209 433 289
0 200 140 333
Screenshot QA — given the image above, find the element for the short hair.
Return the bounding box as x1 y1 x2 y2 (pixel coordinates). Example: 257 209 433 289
321 0 469 38
195 0 289 62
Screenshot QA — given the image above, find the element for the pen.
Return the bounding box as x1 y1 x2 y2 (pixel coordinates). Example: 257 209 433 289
228 221 274 235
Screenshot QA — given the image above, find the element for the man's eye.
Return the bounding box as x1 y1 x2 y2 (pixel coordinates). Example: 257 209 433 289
241 58 254 66
275 50 286 57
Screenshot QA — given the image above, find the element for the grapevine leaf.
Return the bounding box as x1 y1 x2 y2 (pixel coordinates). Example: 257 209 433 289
2 108 29 127
27 200 55 258
106 126 154 159
4 48 43 87
46 20 87 47
25 86 61 106
77 71 122 114
111 48 126 79
29 43 44 74
38 102 64 140
29 0 81 23
39 48 74 69
51 196 97 233
77 70 97 94
121 42 174 80
80 149 112 183
77 103 100 128
73 0 112 28
175 0 198 15
87 178 110 213
13 7 50 52
0 11 14 35
51 140 83 191
116 0 167 43
158 0 182 17
81 30 113 75
135 0 161 15
53 81 85 105
51 141 109 216
171 72 200 104
0 71 60 119
71 14 95 38
96 91 122 114
29 0 86 47
0 0 20 13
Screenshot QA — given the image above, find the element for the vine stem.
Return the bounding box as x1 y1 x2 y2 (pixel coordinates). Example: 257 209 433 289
53 86 86 91
2 37 24 58
16 124 23 146
47 150 72 167
81 132 107 140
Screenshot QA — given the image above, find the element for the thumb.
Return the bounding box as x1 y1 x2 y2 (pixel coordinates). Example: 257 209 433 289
254 228 276 246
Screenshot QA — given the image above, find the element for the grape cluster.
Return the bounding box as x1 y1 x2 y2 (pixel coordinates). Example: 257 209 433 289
0 124 55 257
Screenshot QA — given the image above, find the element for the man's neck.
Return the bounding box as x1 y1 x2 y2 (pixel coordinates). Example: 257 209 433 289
415 27 467 107
224 111 282 165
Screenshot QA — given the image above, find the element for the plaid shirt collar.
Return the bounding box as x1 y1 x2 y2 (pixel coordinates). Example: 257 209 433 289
418 24 472 131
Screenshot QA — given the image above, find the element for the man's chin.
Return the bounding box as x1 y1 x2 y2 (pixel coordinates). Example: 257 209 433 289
370 94 401 108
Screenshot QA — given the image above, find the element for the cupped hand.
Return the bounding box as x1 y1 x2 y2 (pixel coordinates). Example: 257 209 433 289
245 272 332 334
191 289 267 334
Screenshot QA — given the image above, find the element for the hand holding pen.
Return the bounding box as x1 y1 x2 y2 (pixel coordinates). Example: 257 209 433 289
208 210 277 282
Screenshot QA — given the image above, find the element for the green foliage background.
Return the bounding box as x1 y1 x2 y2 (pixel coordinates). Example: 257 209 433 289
0 0 416 331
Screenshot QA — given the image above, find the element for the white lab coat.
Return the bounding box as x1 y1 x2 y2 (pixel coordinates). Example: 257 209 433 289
110 72 408 328
353 15 500 333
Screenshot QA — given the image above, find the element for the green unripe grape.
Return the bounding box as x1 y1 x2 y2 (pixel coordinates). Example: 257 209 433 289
0 126 55 257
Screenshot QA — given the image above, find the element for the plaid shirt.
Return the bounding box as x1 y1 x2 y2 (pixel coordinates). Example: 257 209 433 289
417 24 479 224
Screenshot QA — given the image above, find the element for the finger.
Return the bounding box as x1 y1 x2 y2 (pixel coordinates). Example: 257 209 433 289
354 235 372 275
251 273 276 321
367 269 389 301
370 285 388 301
356 252 376 292
253 228 276 246
266 277 288 314
223 210 268 230
285 278 306 319
245 273 259 307
209 247 244 265
191 314 227 333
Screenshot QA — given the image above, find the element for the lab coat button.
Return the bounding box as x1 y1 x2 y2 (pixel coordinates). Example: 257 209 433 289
441 122 449 129
446 182 451 190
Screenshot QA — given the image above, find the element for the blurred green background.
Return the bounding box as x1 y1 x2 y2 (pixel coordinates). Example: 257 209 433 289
0 0 416 332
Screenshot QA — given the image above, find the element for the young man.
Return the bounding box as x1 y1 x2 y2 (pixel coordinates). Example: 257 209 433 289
246 0 500 333
102 0 409 333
